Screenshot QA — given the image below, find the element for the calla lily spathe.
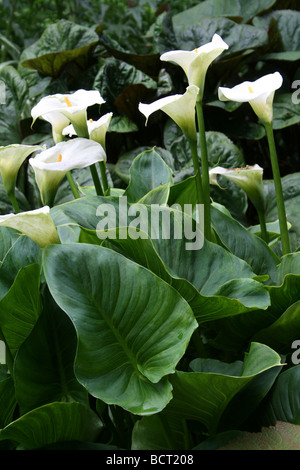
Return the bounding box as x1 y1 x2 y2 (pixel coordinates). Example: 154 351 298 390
209 164 265 211
31 89 105 143
218 72 283 124
0 144 43 197
139 85 199 142
161 34 229 100
29 138 106 206
63 113 113 149
0 206 60 248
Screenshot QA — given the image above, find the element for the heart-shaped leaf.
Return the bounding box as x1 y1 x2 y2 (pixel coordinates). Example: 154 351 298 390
43 243 197 415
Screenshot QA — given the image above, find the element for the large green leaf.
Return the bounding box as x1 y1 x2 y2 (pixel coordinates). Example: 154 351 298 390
43 243 197 415
253 10 300 52
166 343 283 435
13 288 88 415
210 203 279 282
0 365 16 428
0 402 102 450
209 252 300 353
51 196 254 292
273 94 300 130
173 0 276 25
52 196 270 322
0 226 22 263
114 146 174 185
0 263 41 358
81 226 270 323
20 19 99 77
252 300 300 353
258 366 300 426
124 148 173 204
0 232 41 300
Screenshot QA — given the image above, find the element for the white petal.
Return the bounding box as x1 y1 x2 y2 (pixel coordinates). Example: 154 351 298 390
29 137 106 172
161 50 197 77
139 94 183 122
161 34 228 93
139 85 199 141
218 72 283 103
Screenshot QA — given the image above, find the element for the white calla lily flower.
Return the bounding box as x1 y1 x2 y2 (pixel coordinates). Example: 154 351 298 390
0 206 60 247
29 138 106 206
31 89 105 142
62 112 113 149
218 72 283 124
139 85 199 142
161 34 229 100
209 164 265 211
0 144 43 197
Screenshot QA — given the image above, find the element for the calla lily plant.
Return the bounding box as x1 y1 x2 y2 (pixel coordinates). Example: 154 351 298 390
160 35 229 241
218 71 290 254
31 89 105 143
139 85 204 209
29 138 106 206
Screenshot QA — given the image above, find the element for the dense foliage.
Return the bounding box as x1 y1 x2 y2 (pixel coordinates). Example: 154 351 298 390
0 0 300 451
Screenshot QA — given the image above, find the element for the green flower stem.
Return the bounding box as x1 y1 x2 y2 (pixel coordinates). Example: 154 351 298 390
188 138 204 206
66 171 80 199
196 101 211 241
99 160 109 194
90 164 104 196
257 209 269 244
8 191 20 214
264 122 290 255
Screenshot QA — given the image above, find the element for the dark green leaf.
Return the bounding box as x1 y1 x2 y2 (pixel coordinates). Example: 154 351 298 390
14 288 88 414
166 343 282 435
0 264 41 358
0 365 16 428
0 402 102 449
124 148 173 203
20 20 99 77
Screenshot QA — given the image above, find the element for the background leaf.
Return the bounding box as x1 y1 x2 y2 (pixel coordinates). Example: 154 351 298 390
20 19 99 77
